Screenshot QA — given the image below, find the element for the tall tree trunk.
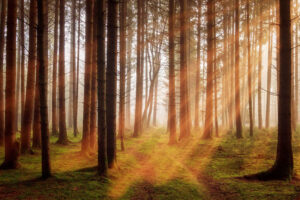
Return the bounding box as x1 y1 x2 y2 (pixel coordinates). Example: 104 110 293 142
203 0 213 139
0 0 7 146
235 0 242 138
21 0 37 154
266 1 272 129
106 0 118 168
19 0 25 128
119 0 127 151
194 0 201 129
247 0 253 137
179 0 190 140
37 0 51 179
52 0 58 136
74 0 81 137
213 0 218 137
33 48 41 148
90 0 97 150
57 0 68 144
258 1 263 129
0 0 19 169
81 0 93 152
69 0 76 129
97 0 107 176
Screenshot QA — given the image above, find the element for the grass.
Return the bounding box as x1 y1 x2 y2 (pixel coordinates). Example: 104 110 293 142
0 127 300 199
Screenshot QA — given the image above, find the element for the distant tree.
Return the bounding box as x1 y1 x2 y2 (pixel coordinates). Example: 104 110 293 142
37 0 51 179
0 0 20 169
258 1 263 129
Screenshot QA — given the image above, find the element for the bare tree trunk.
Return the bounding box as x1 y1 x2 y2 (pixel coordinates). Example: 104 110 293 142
0 0 6 146
266 1 272 129
106 0 118 168
258 2 263 129
37 0 51 179
57 0 68 144
21 0 36 154
0 0 20 169
97 0 108 176
247 0 253 137
119 0 127 151
33 51 41 148
203 0 213 139
81 0 93 152
52 0 58 136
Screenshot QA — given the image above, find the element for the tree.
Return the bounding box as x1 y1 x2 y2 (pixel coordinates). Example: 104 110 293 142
246 0 253 137
258 1 263 129
0 0 7 146
21 0 37 154
119 0 126 151
37 0 51 179
168 0 176 144
235 0 242 138
0 0 20 169
246 0 293 180
202 0 213 140
81 0 93 153
106 0 118 168
52 0 59 136
97 0 107 176
57 0 68 145
179 0 191 140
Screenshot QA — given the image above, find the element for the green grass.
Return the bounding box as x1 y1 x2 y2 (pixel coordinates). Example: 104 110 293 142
1 128 300 199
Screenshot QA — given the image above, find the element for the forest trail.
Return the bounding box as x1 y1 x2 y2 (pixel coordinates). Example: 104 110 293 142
1 128 300 199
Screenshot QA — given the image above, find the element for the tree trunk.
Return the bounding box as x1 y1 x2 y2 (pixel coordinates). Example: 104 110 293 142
52 0 58 136
106 0 118 168
37 0 51 179
179 0 190 140
21 0 37 154
57 0 68 144
168 0 176 144
258 1 263 129
119 0 127 151
0 0 7 146
247 0 253 137
266 1 272 129
235 0 242 138
203 0 213 139
97 0 108 176
0 0 19 169
81 0 93 152
33 49 41 148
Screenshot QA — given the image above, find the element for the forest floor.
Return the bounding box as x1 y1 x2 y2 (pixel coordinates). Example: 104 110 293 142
1 128 300 200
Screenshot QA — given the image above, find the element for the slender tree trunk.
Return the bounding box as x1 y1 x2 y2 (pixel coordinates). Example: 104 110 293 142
21 0 37 154
203 0 213 139
57 0 68 144
97 0 107 176
235 0 242 138
52 0 58 136
266 1 272 129
0 0 20 169
119 0 127 151
19 0 25 127
33 50 41 148
106 0 118 168
258 2 263 129
69 0 76 130
0 0 7 146
74 0 81 137
81 0 93 152
213 1 218 137
179 0 190 140
247 0 253 137
90 0 97 150
37 0 51 179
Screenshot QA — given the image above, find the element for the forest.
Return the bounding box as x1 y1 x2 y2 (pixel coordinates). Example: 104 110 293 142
0 0 299 199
